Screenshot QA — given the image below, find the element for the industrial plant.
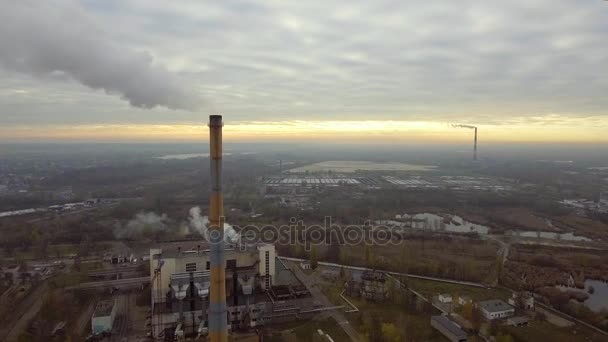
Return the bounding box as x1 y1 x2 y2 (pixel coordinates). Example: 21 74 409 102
149 242 279 339
148 116 319 340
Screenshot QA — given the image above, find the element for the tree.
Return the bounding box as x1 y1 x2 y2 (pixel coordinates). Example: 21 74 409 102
310 247 319 270
462 302 474 322
326 233 341 263
381 323 402 342
470 306 482 332
496 333 515 342
368 316 382 342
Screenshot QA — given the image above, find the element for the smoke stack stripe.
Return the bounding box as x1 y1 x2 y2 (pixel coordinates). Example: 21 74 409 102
208 115 228 341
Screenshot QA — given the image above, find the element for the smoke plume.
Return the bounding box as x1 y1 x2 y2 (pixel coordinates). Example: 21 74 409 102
0 1 199 110
452 124 477 129
114 211 170 239
188 206 240 244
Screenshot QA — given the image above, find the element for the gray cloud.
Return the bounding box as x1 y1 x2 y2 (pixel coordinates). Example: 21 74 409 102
0 1 200 110
0 0 607 126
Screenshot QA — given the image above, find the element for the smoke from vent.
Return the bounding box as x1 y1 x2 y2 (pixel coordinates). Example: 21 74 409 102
188 206 240 244
0 1 199 110
114 207 240 242
452 124 477 129
114 211 170 239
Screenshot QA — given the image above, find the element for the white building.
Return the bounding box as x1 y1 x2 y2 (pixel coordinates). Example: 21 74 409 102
91 299 117 334
479 300 515 320
438 293 453 304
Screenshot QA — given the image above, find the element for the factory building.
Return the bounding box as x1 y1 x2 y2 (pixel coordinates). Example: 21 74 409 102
150 242 283 339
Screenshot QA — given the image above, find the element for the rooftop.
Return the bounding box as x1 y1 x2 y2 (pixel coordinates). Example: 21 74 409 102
479 299 514 313
93 299 115 317
152 241 271 259
508 316 530 325
431 315 467 338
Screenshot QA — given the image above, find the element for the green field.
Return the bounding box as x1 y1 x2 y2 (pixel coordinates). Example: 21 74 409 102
265 317 351 342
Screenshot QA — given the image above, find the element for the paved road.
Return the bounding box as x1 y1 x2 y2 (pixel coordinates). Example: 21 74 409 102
66 276 149 290
288 261 362 342
88 266 141 277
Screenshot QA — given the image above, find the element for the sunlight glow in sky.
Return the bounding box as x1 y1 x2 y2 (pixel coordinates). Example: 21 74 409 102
2 117 607 143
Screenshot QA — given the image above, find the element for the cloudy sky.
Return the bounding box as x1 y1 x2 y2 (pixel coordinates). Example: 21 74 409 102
0 0 607 143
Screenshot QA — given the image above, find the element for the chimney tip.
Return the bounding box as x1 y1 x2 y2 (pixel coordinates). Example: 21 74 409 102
209 115 223 127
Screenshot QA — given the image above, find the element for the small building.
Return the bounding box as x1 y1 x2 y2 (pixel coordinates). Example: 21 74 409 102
438 293 453 304
91 299 117 334
507 316 530 327
508 292 534 310
479 300 515 320
300 261 312 270
431 315 467 342
458 295 472 306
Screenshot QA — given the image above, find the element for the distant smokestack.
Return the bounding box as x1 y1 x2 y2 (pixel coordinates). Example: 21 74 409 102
474 127 477 161
279 159 282 174
208 115 227 342
452 124 478 161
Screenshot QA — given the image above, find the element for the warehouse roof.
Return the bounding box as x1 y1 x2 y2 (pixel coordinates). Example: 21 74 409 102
431 315 467 339
479 299 514 313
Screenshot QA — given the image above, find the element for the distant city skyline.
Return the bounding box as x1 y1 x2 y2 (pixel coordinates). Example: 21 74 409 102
1 1 607 142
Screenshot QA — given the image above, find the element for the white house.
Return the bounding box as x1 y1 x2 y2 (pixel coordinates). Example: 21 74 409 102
300 261 312 270
438 294 453 304
479 300 515 320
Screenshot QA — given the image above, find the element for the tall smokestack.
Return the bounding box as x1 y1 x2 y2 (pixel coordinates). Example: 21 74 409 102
474 127 478 161
452 124 478 162
208 115 227 342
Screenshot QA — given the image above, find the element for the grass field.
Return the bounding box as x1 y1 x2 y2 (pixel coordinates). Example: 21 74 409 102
265 317 351 342
405 277 511 302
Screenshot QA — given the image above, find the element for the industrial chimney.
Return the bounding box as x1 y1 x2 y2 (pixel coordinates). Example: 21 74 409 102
452 124 478 162
208 115 228 342
474 127 477 161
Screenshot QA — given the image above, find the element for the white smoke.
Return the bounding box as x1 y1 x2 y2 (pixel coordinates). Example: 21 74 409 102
188 206 240 244
114 211 169 239
0 1 199 110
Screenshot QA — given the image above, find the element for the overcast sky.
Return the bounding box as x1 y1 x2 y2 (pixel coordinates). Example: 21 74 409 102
0 0 607 142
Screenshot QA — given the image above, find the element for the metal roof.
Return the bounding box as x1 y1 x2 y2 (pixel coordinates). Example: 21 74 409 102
479 299 514 313
431 315 467 338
